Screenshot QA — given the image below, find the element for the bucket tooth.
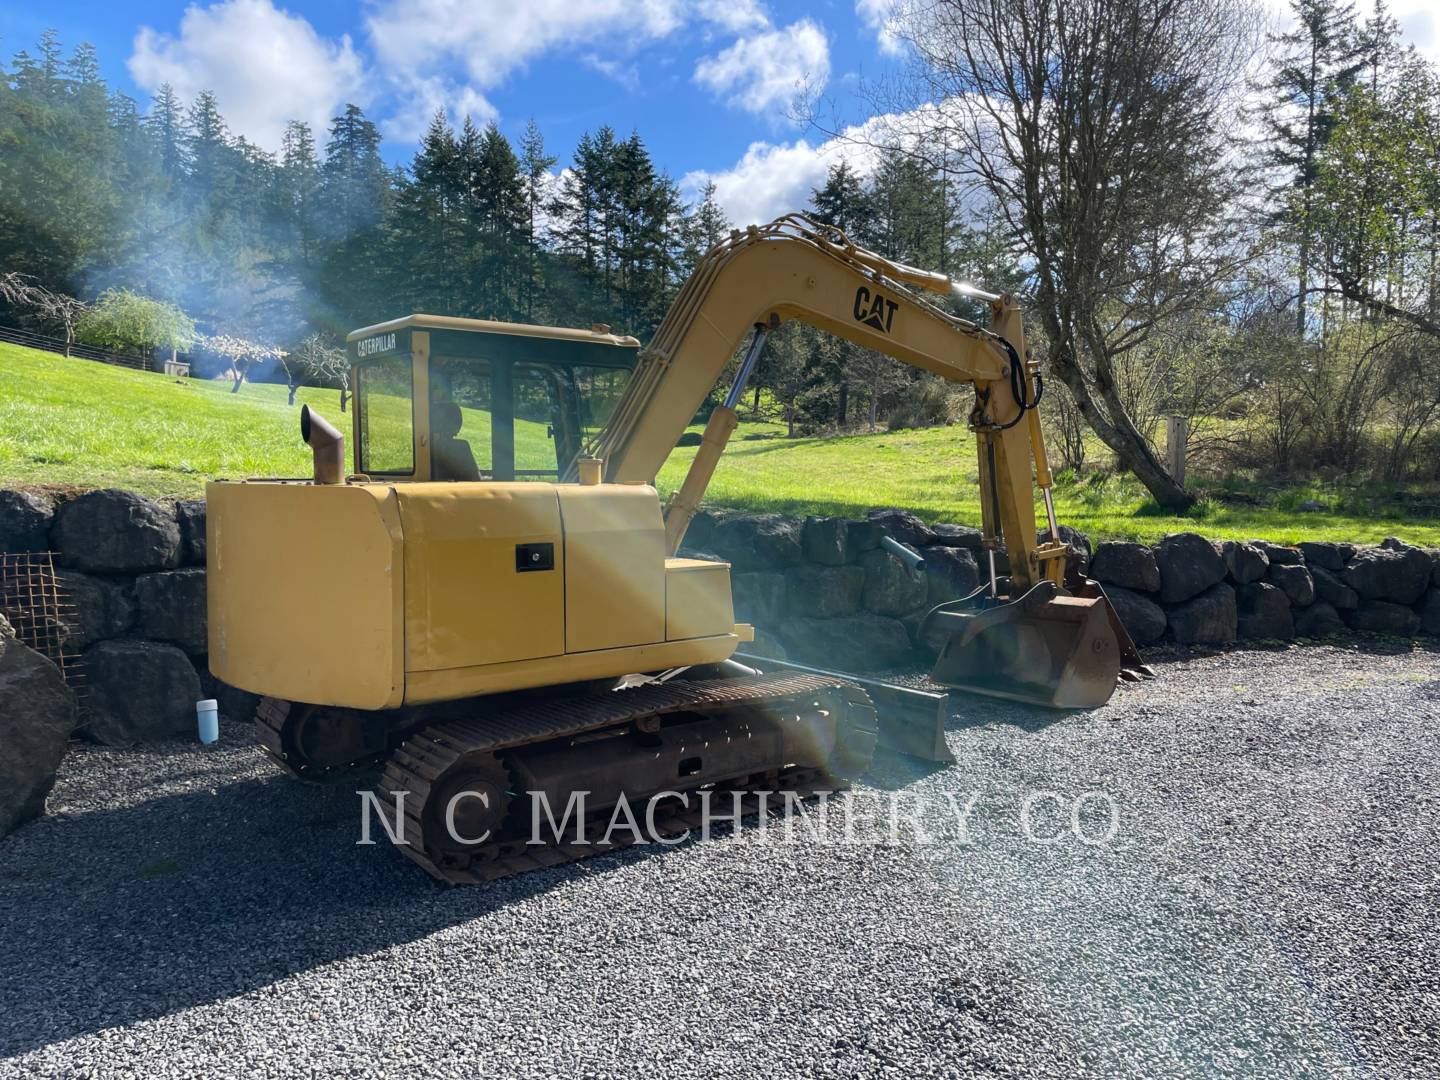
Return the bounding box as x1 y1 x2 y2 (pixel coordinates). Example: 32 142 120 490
925 579 1137 710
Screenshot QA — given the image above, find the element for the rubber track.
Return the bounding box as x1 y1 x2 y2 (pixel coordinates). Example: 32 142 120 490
376 673 876 884
254 697 301 778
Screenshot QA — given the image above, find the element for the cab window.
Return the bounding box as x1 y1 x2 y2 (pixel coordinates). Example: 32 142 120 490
429 358 565 481
357 356 414 474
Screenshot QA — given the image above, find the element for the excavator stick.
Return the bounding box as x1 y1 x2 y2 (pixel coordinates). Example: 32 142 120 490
926 580 1148 710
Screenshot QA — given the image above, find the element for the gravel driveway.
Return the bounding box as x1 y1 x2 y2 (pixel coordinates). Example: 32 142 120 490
2 641 1437 1078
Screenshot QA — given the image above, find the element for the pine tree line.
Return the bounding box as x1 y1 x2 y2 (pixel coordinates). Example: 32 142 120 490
0 31 733 350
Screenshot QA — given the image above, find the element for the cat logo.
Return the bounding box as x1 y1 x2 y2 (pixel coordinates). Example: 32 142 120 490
853 285 899 334
356 332 397 358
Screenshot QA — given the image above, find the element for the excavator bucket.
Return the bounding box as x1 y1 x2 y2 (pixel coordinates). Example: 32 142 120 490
927 580 1151 710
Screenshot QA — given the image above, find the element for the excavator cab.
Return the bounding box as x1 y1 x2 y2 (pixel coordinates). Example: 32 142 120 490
346 315 640 484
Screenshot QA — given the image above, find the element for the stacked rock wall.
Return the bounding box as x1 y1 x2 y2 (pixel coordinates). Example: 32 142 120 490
0 488 257 746
3 488 1438 716
683 509 1440 668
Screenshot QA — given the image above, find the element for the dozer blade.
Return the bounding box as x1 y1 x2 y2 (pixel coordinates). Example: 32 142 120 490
927 579 1141 710
734 654 955 764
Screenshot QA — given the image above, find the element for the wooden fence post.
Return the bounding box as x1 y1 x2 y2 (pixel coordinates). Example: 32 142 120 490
1166 415 1188 486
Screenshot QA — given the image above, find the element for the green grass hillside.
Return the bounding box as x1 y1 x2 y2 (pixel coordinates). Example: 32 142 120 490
3 341 1437 544
657 426 1440 544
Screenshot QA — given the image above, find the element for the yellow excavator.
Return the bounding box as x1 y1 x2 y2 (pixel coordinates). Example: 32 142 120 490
206 215 1146 882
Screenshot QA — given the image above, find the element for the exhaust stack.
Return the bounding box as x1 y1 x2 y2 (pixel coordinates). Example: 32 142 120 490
300 405 345 485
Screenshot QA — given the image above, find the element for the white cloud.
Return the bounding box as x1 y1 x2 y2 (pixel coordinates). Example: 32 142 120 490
1258 0 1438 64
693 19 830 115
582 53 642 91
856 0 907 55
366 0 685 93
128 0 365 151
383 77 500 145
695 0 770 32
681 116 889 227
363 0 698 140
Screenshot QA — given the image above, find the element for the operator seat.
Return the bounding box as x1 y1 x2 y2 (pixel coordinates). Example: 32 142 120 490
430 400 482 481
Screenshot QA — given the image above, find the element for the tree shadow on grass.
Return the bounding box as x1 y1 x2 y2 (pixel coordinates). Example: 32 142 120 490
0 756 690 1058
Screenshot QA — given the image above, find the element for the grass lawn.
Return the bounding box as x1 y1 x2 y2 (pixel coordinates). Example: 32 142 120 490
0 342 554 494
3 341 1437 544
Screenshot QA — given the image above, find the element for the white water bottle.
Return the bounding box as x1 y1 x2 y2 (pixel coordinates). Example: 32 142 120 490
196 699 219 745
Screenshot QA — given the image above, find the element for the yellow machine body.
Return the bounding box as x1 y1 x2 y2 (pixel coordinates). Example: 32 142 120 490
207 479 743 710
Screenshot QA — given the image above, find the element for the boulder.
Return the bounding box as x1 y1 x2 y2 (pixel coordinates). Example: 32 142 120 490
0 618 78 837
1419 592 1440 636
1090 541 1161 593
924 547 981 606
1252 541 1302 566
1344 541 1432 605
83 639 202 744
1154 533 1226 604
732 572 787 625
1266 563 1315 607
778 614 914 672
1345 600 1421 637
51 489 181 573
1429 549 1440 589
929 522 983 549
846 518 884 555
1051 525 1092 575
134 568 208 655
0 576 74 651
711 514 802 570
860 548 929 616
1165 583 1236 646
867 508 937 549
1103 585 1167 646
786 564 865 618
1310 566 1359 611
1294 601 1345 639
174 499 207 565
0 490 55 553
55 571 136 648
1236 582 1294 641
1297 541 1352 572
801 516 851 566
679 510 719 554
1221 540 1269 585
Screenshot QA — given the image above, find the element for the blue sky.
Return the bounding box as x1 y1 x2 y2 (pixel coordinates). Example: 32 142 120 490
5 0 1439 226
1 0 916 224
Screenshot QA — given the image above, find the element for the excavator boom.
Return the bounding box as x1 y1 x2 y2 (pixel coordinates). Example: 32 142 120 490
591 214 1149 708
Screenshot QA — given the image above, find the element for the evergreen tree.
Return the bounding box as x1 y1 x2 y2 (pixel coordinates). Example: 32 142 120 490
680 179 730 272
1265 0 1365 334
1357 0 1401 94
809 161 872 240
147 84 189 179
392 109 462 312
868 157 946 266
470 121 526 319
316 103 390 328
321 103 387 237
518 119 556 318
279 120 321 266
803 162 878 424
